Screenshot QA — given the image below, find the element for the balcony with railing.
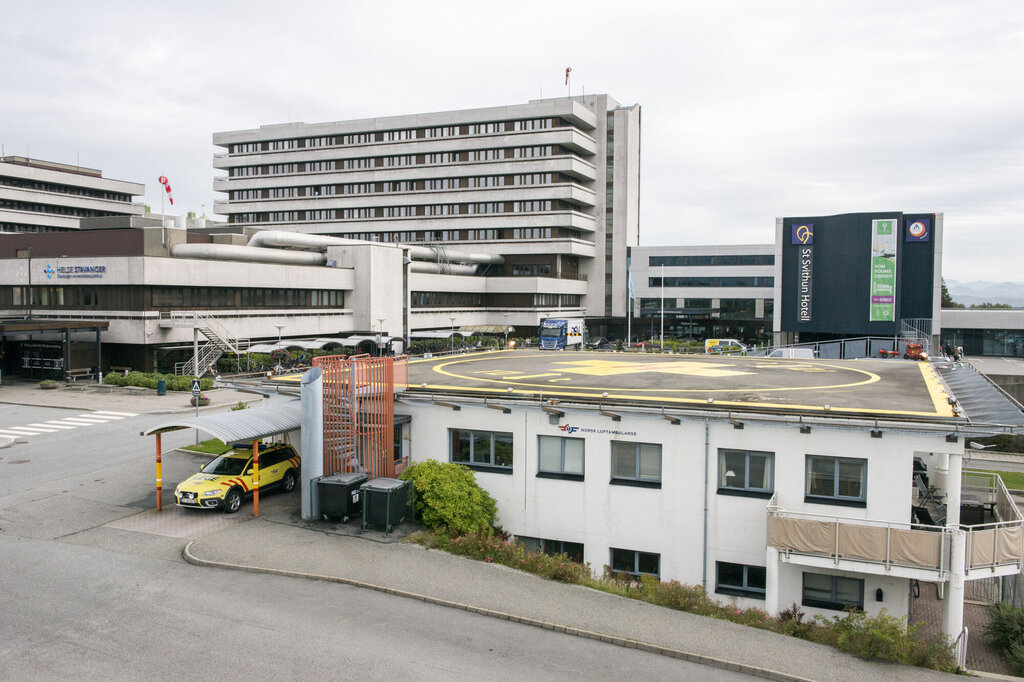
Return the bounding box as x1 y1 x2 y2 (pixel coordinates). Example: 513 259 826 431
766 471 1024 581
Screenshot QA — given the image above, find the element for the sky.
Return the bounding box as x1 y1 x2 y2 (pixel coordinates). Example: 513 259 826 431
2 1 1021 282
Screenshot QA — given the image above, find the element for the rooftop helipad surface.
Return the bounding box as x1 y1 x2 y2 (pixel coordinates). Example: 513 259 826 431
407 350 955 419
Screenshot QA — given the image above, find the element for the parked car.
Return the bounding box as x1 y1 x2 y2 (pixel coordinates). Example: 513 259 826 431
586 336 609 349
704 338 749 354
175 443 300 513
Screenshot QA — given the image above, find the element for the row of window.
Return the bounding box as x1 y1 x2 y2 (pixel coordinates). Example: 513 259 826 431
6 286 345 310
227 147 572 179
0 199 124 219
411 293 581 309
648 254 775 267
329 227 582 243
637 298 774 321
648 276 775 288
0 176 132 203
228 200 573 223
227 119 565 154
448 430 867 507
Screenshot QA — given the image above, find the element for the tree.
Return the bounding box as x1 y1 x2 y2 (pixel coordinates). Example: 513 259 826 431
941 279 964 309
970 302 1014 309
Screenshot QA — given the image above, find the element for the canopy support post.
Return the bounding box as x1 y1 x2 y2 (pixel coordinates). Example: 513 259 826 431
252 439 260 517
155 432 163 511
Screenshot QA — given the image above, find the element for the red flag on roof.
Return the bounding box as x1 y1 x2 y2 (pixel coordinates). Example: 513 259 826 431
565 67 571 85
158 175 174 205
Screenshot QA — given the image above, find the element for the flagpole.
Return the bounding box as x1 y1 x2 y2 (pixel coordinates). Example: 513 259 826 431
660 264 664 351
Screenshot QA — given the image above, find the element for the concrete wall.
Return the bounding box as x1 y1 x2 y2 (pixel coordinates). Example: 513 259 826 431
399 397 956 619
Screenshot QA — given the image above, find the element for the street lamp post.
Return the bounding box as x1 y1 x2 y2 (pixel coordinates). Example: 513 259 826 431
503 312 510 349
273 324 285 369
449 316 456 352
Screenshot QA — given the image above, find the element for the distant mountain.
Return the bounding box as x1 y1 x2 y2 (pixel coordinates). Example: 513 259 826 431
945 280 1024 308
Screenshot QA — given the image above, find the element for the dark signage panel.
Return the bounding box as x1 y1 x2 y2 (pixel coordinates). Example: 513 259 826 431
779 212 936 337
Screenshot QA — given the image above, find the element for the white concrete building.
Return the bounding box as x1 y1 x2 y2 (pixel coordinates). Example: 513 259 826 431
0 156 144 233
211 96 641 333
377 350 1024 644
629 244 775 343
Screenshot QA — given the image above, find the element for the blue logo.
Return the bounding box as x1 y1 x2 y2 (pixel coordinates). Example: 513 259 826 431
558 424 579 434
43 264 54 279
791 224 814 245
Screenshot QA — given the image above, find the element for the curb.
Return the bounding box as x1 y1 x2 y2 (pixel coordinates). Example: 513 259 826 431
182 540 811 682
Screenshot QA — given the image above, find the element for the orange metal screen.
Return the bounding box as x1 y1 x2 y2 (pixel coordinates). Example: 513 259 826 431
314 354 408 479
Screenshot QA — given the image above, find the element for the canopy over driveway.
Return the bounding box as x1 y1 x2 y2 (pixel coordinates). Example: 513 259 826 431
141 402 301 515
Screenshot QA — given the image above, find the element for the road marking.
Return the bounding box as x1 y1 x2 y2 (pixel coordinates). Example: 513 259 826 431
52 418 98 426
31 422 75 430
70 415 117 422
83 414 126 420
0 430 27 438
4 426 53 434
92 410 137 417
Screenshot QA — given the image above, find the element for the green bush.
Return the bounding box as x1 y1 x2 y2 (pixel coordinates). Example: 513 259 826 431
39 379 59 389
986 602 1024 652
101 371 211 392
398 459 497 535
406 530 957 672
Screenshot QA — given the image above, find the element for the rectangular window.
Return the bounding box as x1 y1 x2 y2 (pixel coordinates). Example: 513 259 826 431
537 435 584 480
718 449 773 497
802 573 864 611
610 548 660 579
449 429 513 473
517 536 584 563
610 441 661 488
715 562 767 599
805 456 866 506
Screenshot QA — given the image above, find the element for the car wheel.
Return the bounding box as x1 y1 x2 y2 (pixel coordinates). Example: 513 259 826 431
282 469 297 493
223 488 243 514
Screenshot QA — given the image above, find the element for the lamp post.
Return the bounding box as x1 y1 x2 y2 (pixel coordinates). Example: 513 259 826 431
273 324 285 370
503 312 510 349
377 317 386 355
449 316 456 351
26 247 32 320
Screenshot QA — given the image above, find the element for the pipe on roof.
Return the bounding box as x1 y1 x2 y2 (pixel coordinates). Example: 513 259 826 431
246 230 503 265
170 243 326 266
409 261 478 276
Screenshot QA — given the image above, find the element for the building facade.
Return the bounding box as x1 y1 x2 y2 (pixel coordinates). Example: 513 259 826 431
629 244 775 343
211 96 641 330
0 156 145 233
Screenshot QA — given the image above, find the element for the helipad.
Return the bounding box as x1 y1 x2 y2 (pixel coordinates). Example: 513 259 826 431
408 350 955 419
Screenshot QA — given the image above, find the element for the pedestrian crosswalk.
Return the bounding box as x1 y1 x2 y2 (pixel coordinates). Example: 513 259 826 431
0 410 137 439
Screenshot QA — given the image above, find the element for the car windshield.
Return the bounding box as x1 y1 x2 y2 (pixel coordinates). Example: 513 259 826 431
200 454 250 476
540 328 563 338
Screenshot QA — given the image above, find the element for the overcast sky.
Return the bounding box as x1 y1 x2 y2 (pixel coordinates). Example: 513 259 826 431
2 1 1021 282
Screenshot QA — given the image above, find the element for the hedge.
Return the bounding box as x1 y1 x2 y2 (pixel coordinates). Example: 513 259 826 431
103 371 213 392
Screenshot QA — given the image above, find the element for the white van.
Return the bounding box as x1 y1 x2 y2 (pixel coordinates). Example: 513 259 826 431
705 338 747 354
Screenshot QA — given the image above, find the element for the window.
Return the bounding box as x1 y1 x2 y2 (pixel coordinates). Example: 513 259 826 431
715 562 766 599
517 536 583 563
537 435 584 480
610 441 661 488
718 449 773 497
450 429 513 473
611 548 660 579
805 456 866 506
802 573 864 611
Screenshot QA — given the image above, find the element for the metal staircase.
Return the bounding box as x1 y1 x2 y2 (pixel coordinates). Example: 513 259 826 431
900 317 933 355
168 313 248 376
426 243 453 275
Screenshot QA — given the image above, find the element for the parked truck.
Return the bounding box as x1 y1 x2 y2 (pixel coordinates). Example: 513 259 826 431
538 318 586 350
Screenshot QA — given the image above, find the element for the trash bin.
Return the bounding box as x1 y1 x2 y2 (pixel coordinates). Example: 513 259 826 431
156 379 166 396
318 472 368 522
360 478 411 535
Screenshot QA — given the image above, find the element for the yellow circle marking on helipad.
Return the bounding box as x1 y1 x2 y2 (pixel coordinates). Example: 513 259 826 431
429 353 881 394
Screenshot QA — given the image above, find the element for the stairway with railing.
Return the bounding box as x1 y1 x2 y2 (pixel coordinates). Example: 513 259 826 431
170 312 248 376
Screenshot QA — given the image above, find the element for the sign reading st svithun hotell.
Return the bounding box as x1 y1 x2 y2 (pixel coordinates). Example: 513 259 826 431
869 219 897 322
791 223 813 322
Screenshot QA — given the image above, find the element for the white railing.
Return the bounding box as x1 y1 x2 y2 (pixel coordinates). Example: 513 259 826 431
962 470 1024 574
954 626 969 670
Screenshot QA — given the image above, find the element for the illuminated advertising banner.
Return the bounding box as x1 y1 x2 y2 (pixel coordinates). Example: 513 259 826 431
906 217 930 242
869 219 897 322
791 224 813 322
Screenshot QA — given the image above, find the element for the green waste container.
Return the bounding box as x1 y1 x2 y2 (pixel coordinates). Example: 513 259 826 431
156 379 166 396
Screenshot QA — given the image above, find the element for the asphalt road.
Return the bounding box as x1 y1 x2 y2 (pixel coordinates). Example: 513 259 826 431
0 401 752 680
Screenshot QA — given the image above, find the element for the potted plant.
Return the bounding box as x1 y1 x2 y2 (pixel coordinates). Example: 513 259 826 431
39 379 59 390
190 394 211 407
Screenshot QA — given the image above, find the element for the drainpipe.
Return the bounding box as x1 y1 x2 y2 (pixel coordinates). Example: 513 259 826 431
300 367 324 521
703 419 710 589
